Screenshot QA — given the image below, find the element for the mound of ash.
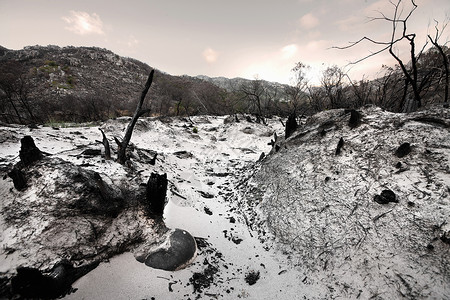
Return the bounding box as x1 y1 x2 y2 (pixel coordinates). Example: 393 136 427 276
237 105 450 299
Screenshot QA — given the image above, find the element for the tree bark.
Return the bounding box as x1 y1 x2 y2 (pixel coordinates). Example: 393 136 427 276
146 172 168 217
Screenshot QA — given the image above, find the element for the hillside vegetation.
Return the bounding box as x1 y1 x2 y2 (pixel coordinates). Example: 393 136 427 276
1 44 448 126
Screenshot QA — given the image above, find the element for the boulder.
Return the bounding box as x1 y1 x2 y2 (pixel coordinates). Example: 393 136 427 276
135 228 197 271
395 142 411 158
374 189 398 204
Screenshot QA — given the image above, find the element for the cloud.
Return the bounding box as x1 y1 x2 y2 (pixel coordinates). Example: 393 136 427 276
281 44 298 59
299 13 320 29
62 11 105 35
202 47 219 63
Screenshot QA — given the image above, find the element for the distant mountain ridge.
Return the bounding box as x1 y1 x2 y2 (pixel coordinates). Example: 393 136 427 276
196 74 289 93
0 45 290 123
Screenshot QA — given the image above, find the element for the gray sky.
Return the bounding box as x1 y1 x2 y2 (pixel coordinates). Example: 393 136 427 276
1 0 448 84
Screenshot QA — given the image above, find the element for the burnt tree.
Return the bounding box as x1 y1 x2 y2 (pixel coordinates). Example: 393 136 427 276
115 70 154 164
334 0 446 111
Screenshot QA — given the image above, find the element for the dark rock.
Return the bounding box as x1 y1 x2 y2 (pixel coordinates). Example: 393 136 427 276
395 162 403 168
374 189 397 204
441 232 450 245
173 150 193 159
335 137 344 155
245 270 260 285
246 115 253 123
231 236 243 244
374 194 389 204
285 114 298 139
19 136 43 166
146 173 168 217
204 207 213 215
141 229 197 271
10 260 98 299
81 149 101 156
242 127 254 134
199 191 214 199
381 189 397 203
395 143 411 158
7 168 27 190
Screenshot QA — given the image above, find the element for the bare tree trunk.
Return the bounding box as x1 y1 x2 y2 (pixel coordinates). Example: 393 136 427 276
117 70 154 164
98 128 111 160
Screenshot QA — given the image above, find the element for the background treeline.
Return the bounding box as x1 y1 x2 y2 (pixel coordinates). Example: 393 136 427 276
0 44 448 125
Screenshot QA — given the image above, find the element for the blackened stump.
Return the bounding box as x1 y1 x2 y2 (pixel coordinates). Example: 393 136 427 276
335 137 344 155
19 136 42 166
146 173 168 216
348 109 361 128
8 168 27 190
285 114 298 139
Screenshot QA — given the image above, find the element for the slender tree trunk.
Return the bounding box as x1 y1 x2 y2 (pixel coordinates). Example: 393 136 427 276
117 70 154 164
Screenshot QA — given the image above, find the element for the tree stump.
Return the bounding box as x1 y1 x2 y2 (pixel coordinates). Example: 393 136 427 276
19 136 42 166
146 173 168 217
285 114 298 139
335 137 344 155
348 109 361 128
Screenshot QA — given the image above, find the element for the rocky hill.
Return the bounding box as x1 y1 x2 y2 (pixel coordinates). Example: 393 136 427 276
197 74 289 97
0 45 235 123
0 45 294 125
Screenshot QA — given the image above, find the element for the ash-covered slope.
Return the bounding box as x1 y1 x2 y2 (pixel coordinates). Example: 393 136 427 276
239 105 450 299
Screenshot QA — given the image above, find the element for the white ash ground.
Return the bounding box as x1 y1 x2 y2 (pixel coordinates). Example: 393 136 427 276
238 105 450 299
1 106 449 299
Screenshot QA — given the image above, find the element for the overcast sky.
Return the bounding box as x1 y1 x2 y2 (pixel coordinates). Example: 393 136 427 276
1 0 449 84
